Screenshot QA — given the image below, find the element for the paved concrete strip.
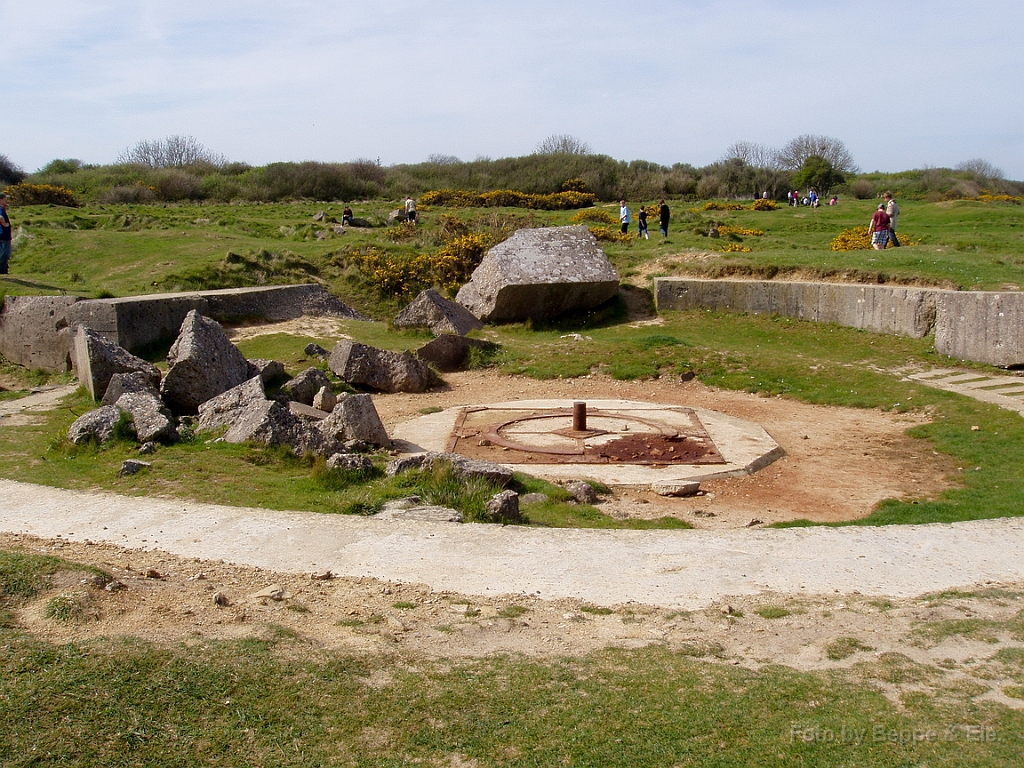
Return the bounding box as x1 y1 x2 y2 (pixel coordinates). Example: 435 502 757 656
906 369 1024 416
2 479 1023 609
0 384 80 418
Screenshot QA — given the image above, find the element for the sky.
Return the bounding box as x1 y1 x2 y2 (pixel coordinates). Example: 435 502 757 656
5 0 1023 179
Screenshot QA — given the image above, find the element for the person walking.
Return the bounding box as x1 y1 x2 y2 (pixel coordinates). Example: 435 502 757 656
883 191 900 247
637 206 649 239
869 204 891 250
658 199 670 237
0 194 11 275
405 196 417 225
619 200 631 234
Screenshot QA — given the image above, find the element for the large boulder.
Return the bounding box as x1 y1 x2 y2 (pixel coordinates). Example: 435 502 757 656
72 326 161 401
455 226 619 323
385 452 514 488
393 289 484 336
223 400 303 448
100 371 161 407
318 394 390 448
161 311 251 414
328 341 437 393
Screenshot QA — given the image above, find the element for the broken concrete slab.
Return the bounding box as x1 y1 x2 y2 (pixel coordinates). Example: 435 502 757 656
0 295 81 371
100 371 161 407
68 405 123 445
455 226 619 323
281 367 333 406
328 340 437 393
162 311 251 414
393 288 483 336
385 452 514 488
114 390 178 444
934 290 1024 368
196 376 267 432
73 325 162 401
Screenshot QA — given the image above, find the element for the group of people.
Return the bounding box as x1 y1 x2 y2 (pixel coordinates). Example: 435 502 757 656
869 192 901 249
619 199 671 238
788 189 836 207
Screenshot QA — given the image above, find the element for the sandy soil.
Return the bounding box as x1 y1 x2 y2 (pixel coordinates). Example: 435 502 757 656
4 532 1023 708
375 370 958 529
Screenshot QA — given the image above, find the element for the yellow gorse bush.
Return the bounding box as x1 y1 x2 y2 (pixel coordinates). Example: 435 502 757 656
702 201 745 211
569 208 618 225
831 228 917 251
977 194 1021 204
715 243 753 253
588 226 633 243
420 188 596 211
4 183 81 207
750 198 779 211
718 225 764 237
347 233 494 298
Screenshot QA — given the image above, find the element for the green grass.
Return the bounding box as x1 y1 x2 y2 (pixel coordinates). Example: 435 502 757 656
1 630 1021 767
756 605 792 620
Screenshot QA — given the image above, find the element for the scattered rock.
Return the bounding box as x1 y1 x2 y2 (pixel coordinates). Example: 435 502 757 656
100 370 161 407
745 518 764 528
385 452 513 488
115 390 178 443
455 226 620 323
520 492 549 505
318 393 390 448
282 367 334 406
312 385 337 413
246 358 287 386
691 510 717 518
161 311 251 414
252 584 291 601
138 441 156 455
325 452 374 473
652 481 701 498
223 399 302 448
374 502 463 523
68 405 122 445
144 569 163 580
486 490 523 524
289 401 331 422
329 340 438 394
562 480 599 505
213 591 231 607
416 334 499 372
393 288 484 336
119 459 151 477
310 570 334 581
304 342 329 358
196 376 267 432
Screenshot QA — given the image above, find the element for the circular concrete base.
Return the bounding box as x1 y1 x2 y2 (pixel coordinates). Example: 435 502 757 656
391 399 784 488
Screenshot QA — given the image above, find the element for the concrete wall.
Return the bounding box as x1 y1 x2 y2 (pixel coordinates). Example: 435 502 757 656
655 277 1024 368
934 291 1024 368
0 284 366 373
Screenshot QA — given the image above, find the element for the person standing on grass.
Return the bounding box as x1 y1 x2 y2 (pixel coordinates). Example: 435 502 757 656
637 206 649 239
658 199 670 237
405 196 417 225
619 200 631 234
884 191 900 247
870 203 891 250
0 194 11 275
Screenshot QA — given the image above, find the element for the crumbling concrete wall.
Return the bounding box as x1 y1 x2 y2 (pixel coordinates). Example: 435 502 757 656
655 277 1024 367
0 284 367 373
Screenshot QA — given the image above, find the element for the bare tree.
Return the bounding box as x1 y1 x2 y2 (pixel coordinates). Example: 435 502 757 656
117 135 226 168
721 141 781 169
955 158 1004 180
427 153 462 165
776 135 858 174
534 134 592 155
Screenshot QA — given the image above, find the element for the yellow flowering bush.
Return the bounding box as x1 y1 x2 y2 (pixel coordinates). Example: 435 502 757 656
977 194 1021 204
570 208 617 225
4 183 80 207
347 233 494 297
718 225 764 237
588 226 632 243
715 243 753 253
750 198 779 211
702 201 745 211
831 228 917 251
421 188 596 211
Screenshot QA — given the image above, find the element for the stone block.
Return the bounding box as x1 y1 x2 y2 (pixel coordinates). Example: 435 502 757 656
935 290 1024 367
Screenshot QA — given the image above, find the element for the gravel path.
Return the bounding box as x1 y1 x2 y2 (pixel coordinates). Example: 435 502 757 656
2 478 1022 609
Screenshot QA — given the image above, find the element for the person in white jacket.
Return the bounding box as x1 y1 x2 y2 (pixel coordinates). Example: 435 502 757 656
884 191 900 247
619 200 631 234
